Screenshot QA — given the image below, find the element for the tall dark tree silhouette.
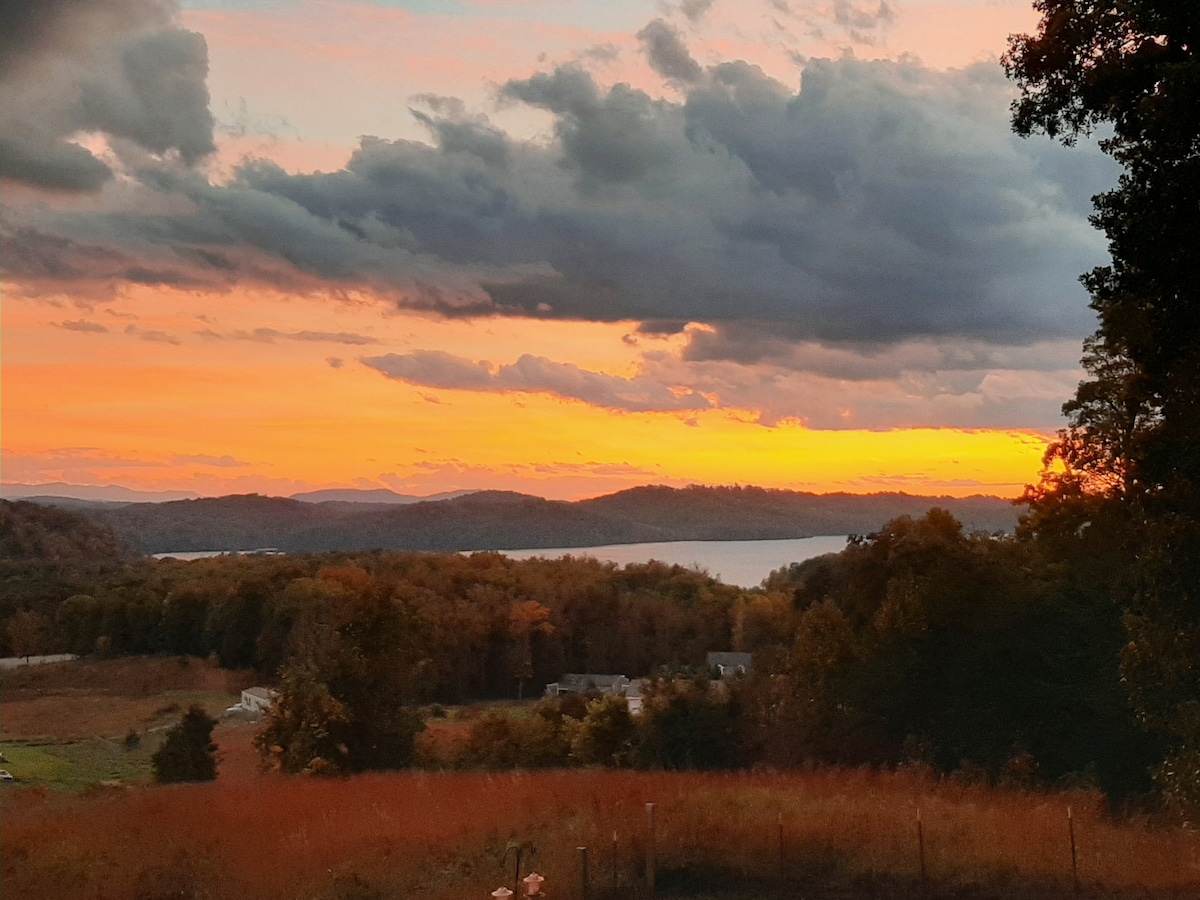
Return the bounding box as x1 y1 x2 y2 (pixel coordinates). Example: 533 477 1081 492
1005 1 1200 814
153 705 219 783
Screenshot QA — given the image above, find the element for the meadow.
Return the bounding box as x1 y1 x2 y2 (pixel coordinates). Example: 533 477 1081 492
3 661 1199 900
0 656 249 790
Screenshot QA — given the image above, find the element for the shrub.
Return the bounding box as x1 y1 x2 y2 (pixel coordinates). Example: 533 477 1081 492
569 695 637 767
152 705 219 783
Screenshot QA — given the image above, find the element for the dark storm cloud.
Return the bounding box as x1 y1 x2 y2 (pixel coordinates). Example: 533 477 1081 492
362 351 711 413
0 0 214 191
4 37 1116 350
0 137 114 193
500 65 683 185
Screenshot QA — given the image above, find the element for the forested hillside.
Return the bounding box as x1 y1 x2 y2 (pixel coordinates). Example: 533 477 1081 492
35 485 1020 554
0 501 131 626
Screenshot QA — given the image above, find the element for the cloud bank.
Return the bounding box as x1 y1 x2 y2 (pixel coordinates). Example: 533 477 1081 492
0 0 214 192
363 350 711 414
4 9 1113 347
2 2 1112 433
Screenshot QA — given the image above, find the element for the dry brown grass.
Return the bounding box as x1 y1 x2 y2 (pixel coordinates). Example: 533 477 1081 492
0 656 253 741
0 655 251 697
3 744 1198 900
2 665 1197 898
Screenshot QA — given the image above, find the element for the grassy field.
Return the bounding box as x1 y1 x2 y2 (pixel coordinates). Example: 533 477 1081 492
2 657 1198 899
0 655 249 789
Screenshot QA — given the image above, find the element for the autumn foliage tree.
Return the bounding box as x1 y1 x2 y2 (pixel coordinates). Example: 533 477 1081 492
1005 0 1200 813
256 568 425 775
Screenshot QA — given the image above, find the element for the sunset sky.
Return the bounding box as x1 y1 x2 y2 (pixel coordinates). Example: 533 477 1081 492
1 0 1115 501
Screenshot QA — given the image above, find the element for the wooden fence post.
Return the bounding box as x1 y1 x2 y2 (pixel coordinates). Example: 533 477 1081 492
1068 806 1080 894
916 808 928 899
646 803 656 899
612 830 619 896
778 812 785 887
578 846 589 900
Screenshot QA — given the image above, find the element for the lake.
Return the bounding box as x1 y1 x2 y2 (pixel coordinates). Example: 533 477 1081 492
499 535 851 588
153 537 851 588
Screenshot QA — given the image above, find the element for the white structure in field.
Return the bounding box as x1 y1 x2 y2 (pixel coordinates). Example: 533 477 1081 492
240 687 278 712
225 686 279 718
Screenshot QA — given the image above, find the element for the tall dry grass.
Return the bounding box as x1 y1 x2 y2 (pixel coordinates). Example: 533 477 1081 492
3 764 1198 899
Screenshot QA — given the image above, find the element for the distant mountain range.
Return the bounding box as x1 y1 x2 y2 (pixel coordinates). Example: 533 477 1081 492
19 484 1022 556
0 482 200 505
0 483 475 507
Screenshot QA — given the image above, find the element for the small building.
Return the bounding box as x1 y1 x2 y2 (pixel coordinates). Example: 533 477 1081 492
240 687 278 713
546 674 650 715
706 652 753 678
623 680 646 716
545 674 631 698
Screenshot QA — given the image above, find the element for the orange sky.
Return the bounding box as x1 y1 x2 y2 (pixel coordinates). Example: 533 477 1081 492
3 282 1049 499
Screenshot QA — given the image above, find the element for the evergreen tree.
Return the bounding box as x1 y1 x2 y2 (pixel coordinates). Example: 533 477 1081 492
152 705 219 783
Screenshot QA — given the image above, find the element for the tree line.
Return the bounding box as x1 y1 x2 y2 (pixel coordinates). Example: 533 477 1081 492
0 498 1161 799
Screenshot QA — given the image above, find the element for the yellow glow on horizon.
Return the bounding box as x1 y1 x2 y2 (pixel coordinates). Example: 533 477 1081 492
3 285 1051 500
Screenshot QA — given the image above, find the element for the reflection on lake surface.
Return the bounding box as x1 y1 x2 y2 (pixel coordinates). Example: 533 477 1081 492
499 535 850 588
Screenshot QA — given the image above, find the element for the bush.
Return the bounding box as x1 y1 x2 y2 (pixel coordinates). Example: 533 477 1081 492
460 703 571 769
569 695 637 767
635 676 744 770
152 705 218 783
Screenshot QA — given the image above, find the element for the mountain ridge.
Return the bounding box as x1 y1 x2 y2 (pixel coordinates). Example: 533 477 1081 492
34 484 1021 555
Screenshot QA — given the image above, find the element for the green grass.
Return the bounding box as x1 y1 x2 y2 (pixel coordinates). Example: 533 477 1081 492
0 689 237 791
0 742 75 787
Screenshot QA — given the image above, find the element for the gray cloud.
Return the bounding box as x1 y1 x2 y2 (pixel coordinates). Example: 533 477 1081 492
361 338 1080 430
501 65 682 186
679 0 716 23
362 350 711 413
831 0 894 43
638 20 703 86
0 0 214 192
210 327 380 345
634 341 1082 429
57 319 110 333
4 34 1116 354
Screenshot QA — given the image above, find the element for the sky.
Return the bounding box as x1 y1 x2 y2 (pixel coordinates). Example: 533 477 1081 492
0 0 1116 501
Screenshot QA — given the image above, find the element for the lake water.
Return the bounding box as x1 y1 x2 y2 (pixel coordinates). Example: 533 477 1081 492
152 537 851 588
499 535 851 588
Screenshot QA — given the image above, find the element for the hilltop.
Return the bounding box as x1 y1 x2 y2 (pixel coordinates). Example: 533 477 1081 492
22 484 1021 555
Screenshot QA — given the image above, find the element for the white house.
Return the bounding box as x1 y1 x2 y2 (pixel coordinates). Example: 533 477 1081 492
225 686 279 718
240 687 278 712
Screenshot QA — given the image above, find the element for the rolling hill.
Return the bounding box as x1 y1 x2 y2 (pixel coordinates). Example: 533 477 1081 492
55 485 1021 555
